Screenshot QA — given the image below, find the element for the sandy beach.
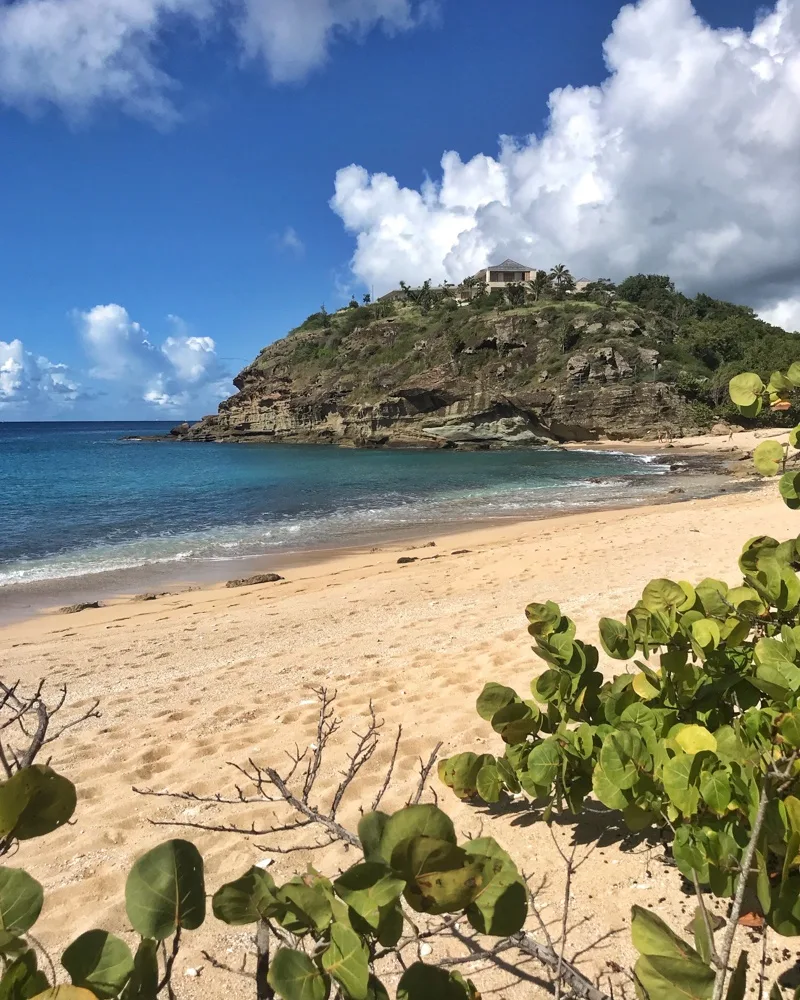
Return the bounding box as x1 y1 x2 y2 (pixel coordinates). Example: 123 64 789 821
2 429 798 997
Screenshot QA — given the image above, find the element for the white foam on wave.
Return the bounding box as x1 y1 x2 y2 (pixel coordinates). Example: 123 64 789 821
0 465 675 588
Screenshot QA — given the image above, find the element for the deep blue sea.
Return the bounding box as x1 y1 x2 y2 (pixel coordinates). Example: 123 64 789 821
0 421 678 592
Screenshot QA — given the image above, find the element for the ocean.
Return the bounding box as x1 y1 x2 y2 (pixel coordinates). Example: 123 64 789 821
0 421 709 611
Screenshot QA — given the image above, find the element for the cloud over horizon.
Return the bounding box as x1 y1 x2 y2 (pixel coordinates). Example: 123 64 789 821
331 0 800 320
0 307 231 417
0 0 435 120
0 339 86 414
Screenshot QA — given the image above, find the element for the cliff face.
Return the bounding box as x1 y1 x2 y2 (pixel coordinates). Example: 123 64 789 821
175 302 704 448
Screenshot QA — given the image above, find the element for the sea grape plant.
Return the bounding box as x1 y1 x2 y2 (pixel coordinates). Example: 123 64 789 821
0 763 528 1000
437 363 800 999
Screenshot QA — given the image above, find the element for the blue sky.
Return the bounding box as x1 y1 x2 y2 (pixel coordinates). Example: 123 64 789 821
1 0 798 419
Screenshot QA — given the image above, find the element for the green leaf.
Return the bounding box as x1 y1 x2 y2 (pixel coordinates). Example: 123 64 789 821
0 767 76 843
642 579 686 613
599 618 635 659
780 471 800 508
663 753 701 816
279 881 333 934
397 964 473 1000
729 372 764 407
212 867 277 925
120 939 158 1000
634 954 714 1000
526 741 560 787
125 839 205 940
599 731 647 790
366 976 390 1000
631 905 702 961
475 764 502 803
464 859 527 936
378 805 456 865
724 951 748 1000
753 439 785 476
267 948 326 1000
788 363 800 387
490 703 538 744
675 726 717 755
592 764 630 811
699 771 731 814
358 811 389 861
0 950 48 1000
780 710 800 747
333 863 405 930
61 931 134 1000
399 839 485 915
691 619 721 651
0 870 43 936
475 683 517 721
322 923 369 1000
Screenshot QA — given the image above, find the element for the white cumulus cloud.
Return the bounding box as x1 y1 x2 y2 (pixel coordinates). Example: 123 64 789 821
0 0 435 119
331 0 800 317
79 303 229 410
0 339 84 414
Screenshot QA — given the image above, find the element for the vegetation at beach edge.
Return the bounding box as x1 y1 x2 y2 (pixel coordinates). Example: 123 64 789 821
3 362 800 998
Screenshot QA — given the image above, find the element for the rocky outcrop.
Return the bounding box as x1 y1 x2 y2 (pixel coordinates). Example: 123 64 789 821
174 306 701 448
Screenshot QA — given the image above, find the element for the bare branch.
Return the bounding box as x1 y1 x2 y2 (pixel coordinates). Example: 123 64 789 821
410 743 442 805
372 725 402 811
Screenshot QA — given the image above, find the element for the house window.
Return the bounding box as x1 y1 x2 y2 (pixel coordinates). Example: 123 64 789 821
489 272 501 282
503 272 518 282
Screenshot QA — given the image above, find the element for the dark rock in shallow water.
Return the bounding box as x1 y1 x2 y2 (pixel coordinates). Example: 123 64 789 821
59 601 102 614
225 573 284 588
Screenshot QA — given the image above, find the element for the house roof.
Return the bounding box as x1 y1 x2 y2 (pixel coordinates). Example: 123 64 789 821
486 258 533 272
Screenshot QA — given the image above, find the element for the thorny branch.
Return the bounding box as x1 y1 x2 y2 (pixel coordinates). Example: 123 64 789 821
137 688 616 1000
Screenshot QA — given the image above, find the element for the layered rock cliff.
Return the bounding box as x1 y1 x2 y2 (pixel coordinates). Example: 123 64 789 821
174 300 711 447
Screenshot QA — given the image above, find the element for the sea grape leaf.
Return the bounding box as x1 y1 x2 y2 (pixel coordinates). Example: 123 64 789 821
0 950 48 1000
476 764 502 803
61 930 134 1000
599 618 635 659
476 683 517 721
729 372 764 407
120 939 159 1000
279 881 333 934
0 767 76 843
631 904 702 961
378 805 456 866
675 726 717 755
699 770 732 814
0 869 43 936
321 923 369 1000
358 811 389 861
397 964 474 1000
642 579 686 613
267 948 326 1000
125 839 205 940
526 741 560 787
333 863 405 930
753 440 785 477
212 867 277 925
634 955 714 1000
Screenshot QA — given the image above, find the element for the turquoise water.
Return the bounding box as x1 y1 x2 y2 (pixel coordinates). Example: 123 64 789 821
0 421 675 590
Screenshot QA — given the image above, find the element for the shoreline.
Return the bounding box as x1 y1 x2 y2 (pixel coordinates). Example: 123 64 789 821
0 430 767 626
0 464 747 628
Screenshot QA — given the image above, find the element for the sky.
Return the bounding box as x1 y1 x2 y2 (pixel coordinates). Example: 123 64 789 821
1 0 799 420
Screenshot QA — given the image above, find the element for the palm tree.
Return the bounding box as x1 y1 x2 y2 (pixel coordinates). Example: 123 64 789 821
549 264 576 296
526 270 553 301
